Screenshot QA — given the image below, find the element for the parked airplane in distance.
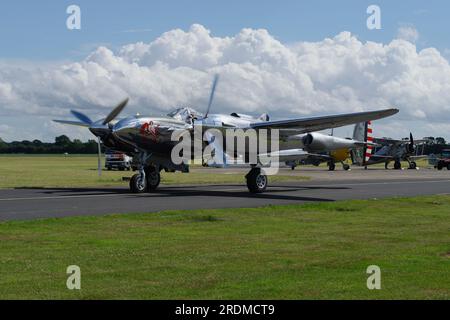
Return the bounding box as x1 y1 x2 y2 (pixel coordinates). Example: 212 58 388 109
352 121 427 170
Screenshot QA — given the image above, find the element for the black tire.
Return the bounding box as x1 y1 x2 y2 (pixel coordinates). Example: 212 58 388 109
107 167 112 171
447 164 450 171
130 174 147 193
394 161 402 170
146 171 161 191
246 169 268 193
409 162 417 170
437 162 443 170
328 162 336 171
291 166 296 171
343 164 350 171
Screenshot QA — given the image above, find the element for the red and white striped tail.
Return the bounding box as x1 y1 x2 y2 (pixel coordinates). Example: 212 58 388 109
365 121 373 163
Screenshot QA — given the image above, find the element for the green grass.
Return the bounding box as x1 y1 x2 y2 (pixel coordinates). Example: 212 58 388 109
0 195 448 300
0 155 307 189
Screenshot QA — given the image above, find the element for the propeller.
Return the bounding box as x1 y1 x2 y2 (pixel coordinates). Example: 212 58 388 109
70 110 93 125
54 98 129 176
408 132 416 154
103 98 129 125
203 74 219 120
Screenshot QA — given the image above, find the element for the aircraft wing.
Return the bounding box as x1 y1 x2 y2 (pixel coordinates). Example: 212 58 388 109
249 108 399 134
372 138 428 145
409 155 429 160
259 149 331 162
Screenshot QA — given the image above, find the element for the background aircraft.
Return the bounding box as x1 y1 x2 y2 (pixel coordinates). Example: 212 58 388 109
351 121 427 170
55 76 399 193
284 131 372 171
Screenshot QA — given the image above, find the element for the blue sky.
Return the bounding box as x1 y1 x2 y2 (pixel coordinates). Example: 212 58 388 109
0 0 447 61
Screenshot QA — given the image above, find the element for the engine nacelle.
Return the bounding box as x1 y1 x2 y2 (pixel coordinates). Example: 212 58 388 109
302 133 359 152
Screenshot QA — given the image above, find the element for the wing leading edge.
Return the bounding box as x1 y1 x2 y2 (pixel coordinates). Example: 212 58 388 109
249 108 399 134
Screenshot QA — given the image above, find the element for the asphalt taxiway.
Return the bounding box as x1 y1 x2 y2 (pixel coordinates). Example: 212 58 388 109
0 167 449 221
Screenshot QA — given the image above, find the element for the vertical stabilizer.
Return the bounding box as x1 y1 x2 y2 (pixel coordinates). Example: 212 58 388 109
351 121 373 166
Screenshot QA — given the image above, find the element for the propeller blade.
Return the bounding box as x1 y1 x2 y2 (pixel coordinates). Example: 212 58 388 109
408 132 415 153
53 120 90 127
103 98 129 125
97 137 102 177
70 110 93 125
204 74 219 119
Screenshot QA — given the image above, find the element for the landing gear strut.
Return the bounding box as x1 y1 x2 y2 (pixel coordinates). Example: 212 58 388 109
129 152 161 193
246 168 268 193
328 162 336 171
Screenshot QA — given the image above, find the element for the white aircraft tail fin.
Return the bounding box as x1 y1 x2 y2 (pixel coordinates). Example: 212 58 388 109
259 113 270 122
351 121 374 165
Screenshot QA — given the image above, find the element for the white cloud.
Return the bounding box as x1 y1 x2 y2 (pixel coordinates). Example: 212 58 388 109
0 24 450 141
396 25 419 43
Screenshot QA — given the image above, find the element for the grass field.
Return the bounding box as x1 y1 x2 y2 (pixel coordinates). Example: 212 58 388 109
0 195 448 300
0 155 307 189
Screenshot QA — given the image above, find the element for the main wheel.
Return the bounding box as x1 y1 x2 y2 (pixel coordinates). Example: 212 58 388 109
328 162 336 171
409 162 417 170
343 164 351 171
437 162 443 170
246 169 268 193
130 174 147 193
394 161 402 170
447 164 450 171
146 171 161 191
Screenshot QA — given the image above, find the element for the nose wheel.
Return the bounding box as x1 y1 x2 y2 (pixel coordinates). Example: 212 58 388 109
246 168 268 193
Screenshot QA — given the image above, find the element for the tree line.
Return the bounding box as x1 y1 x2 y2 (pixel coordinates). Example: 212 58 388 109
0 135 101 154
0 135 449 155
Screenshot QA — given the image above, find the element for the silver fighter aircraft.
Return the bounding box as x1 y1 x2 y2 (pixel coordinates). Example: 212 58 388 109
54 76 399 193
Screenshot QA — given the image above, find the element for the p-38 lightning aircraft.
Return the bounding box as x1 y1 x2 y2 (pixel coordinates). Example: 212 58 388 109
55 76 399 193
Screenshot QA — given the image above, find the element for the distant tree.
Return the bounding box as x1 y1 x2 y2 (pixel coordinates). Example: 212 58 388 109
436 137 447 145
55 135 72 146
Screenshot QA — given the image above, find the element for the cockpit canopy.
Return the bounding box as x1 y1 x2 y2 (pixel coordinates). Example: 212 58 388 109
167 107 204 124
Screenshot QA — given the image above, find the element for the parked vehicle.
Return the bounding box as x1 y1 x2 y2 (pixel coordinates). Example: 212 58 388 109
105 150 133 171
430 149 450 170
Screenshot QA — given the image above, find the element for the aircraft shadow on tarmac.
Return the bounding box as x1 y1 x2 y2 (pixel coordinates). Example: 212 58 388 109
14 184 351 203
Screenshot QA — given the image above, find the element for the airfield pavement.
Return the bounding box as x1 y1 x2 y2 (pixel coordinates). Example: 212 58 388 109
1 166 449 221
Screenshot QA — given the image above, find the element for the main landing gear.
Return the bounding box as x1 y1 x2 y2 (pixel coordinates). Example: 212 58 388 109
408 161 417 170
327 161 350 171
246 168 268 193
129 152 161 193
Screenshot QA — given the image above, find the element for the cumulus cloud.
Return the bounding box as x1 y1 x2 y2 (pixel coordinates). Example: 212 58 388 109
0 24 450 141
396 25 419 43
